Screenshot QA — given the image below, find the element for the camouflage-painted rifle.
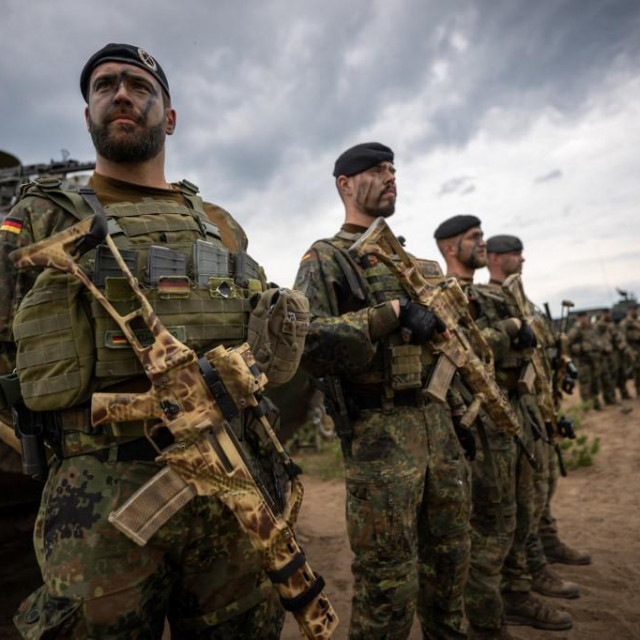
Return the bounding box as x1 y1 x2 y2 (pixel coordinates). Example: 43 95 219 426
348 217 520 436
10 215 338 639
503 275 576 475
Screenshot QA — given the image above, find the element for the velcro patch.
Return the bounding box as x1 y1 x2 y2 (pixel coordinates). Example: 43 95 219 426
0 217 23 234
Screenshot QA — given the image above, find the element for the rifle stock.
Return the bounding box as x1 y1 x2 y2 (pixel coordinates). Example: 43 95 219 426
348 217 520 436
10 216 338 639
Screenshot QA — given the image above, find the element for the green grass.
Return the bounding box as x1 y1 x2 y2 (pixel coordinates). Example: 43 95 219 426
558 402 601 470
292 440 345 481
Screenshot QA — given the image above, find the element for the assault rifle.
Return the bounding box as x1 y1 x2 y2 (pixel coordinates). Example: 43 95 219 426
503 276 575 476
10 209 338 638
348 217 521 438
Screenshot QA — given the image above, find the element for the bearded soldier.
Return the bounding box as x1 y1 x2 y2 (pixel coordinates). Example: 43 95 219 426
0 44 286 638
436 219 572 637
294 143 471 640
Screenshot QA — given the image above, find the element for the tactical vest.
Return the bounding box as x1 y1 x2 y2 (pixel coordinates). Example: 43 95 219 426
13 179 263 411
469 284 529 389
317 230 440 390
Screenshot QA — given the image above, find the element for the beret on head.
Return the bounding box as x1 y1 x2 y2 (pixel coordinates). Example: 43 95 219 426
486 234 524 254
80 43 170 102
433 215 481 240
333 142 394 177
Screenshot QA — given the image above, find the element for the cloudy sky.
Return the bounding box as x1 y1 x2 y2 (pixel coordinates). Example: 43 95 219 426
1 0 639 313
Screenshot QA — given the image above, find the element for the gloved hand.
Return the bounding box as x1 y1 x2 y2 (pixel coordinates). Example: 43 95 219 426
398 299 445 344
452 415 476 461
514 321 537 350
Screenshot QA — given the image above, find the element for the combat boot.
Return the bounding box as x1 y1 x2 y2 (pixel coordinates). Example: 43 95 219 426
468 625 523 639
621 389 631 400
544 539 592 565
592 397 602 410
503 592 572 630
532 565 580 599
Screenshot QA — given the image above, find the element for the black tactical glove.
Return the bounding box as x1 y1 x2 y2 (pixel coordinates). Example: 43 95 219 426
452 415 476 461
514 321 537 350
398 299 446 344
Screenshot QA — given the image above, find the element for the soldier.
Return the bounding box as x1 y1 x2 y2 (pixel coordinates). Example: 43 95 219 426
567 312 604 410
595 309 629 404
485 236 584 601
0 44 285 638
619 303 640 397
294 142 471 639
436 219 571 636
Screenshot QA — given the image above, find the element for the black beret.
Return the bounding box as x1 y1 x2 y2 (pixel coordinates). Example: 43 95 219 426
80 43 170 102
433 215 481 240
486 234 524 254
333 142 394 177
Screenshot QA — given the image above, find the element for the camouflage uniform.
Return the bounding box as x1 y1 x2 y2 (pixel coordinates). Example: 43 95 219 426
594 319 618 404
294 228 471 640
459 283 534 634
567 321 604 408
0 175 284 638
619 313 640 395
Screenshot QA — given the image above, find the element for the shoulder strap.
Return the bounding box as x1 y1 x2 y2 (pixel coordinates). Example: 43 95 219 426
21 178 94 222
175 180 221 241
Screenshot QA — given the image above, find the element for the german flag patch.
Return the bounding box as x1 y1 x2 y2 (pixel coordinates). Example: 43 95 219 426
0 217 23 234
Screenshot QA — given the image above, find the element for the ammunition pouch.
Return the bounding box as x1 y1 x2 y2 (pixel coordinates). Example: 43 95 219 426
247 288 310 386
389 343 423 390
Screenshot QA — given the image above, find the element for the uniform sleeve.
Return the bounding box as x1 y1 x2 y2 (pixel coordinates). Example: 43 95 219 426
293 245 398 377
202 202 248 252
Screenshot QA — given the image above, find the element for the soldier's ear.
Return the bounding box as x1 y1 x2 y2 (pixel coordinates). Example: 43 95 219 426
84 106 90 130
336 175 351 197
165 108 177 136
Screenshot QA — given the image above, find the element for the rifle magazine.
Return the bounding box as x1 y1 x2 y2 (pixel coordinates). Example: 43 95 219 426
424 355 456 402
108 464 196 546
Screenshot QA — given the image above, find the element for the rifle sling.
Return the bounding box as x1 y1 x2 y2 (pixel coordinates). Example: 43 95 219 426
279 572 326 612
266 551 307 583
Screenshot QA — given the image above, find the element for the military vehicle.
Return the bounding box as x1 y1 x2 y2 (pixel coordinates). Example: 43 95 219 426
0 149 95 214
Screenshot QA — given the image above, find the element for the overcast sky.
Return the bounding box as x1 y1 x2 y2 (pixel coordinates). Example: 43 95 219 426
2 0 639 314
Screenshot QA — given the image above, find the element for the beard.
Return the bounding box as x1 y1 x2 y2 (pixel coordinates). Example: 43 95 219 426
88 113 166 163
459 248 486 270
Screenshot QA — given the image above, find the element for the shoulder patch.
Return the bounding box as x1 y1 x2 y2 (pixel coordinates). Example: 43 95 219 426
0 216 23 234
301 249 317 263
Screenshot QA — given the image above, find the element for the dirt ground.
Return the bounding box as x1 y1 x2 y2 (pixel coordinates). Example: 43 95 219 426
1 393 638 640
282 393 640 640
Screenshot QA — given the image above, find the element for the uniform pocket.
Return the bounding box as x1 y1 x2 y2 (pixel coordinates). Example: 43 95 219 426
14 586 83 639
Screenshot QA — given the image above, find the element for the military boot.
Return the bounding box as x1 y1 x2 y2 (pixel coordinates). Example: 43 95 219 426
621 388 631 400
532 565 580 599
503 592 572 630
544 539 592 565
468 625 523 639
592 397 603 410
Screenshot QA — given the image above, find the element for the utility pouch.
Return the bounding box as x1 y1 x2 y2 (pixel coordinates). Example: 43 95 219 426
389 343 422 390
247 288 310 386
13 269 96 411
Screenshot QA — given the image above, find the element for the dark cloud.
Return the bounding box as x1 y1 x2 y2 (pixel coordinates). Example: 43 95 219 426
534 169 563 184
4 0 639 195
438 176 476 196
